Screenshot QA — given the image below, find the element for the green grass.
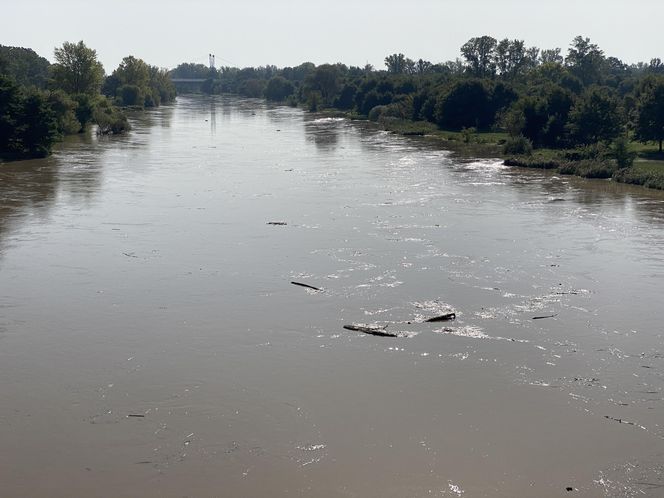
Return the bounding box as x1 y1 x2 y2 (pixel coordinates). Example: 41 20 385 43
613 159 664 189
314 110 664 191
373 119 508 157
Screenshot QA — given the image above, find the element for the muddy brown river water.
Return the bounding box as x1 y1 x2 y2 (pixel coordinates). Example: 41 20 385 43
1 96 664 497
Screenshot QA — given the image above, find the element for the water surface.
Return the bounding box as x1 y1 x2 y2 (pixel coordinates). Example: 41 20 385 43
1 96 663 497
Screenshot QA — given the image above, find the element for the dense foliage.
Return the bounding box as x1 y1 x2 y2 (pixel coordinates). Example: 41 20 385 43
103 56 176 107
2 41 175 160
0 45 50 89
0 75 58 158
172 35 664 159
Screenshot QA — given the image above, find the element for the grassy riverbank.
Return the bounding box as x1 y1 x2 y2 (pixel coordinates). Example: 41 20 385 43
321 110 664 190
504 148 664 190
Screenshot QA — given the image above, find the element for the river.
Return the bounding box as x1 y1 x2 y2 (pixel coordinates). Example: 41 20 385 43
1 95 663 497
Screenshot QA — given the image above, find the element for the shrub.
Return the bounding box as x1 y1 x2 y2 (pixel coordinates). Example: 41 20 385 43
503 135 533 155
611 136 637 168
461 127 476 143
368 105 387 121
559 159 618 178
94 101 130 135
118 84 144 107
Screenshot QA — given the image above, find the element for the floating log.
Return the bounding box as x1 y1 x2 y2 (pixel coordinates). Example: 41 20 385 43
532 313 558 320
343 324 397 337
425 312 456 323
291 281 322 291
267 221 287 226
604 415 636 426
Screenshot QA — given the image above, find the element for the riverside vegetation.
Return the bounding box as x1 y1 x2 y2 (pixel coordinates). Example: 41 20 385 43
0 41 175 160
171 36 664 190
4 36 664 190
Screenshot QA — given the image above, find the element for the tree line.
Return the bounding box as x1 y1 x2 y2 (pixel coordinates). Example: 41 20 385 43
171 35 664 157
1 41 176 160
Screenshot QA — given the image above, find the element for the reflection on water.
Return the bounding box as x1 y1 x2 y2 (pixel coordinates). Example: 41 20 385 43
1 95 663 497
304 116 343 151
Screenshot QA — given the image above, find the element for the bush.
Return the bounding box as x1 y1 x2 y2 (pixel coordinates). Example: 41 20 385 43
503 135 533 155
265 76 295 101
461 127 476 143
368 105 387 121
368 102 409 122
564 143 611 161
559 159 618 178
504 157 560 169
611 136 637 168
94 101 130 135
119 84 144 107
613 166 664 190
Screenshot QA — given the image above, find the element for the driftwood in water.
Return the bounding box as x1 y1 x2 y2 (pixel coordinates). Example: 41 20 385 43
604 415 637 426
343 324 397 337
267 221 287 226
425 312 456 323
291 281 322 291
532 313 558 320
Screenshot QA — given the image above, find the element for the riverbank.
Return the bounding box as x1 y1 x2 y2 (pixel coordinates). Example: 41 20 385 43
504 151 664 190
318 109 664 190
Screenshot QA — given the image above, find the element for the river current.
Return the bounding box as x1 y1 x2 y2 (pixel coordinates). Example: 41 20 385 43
1 96 663 497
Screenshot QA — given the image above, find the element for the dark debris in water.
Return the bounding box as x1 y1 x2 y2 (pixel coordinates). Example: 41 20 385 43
343 324 397 337
291 281 322 292
424 312 456 323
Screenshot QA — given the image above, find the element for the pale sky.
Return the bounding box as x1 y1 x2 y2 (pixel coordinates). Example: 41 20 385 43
3 0 664 73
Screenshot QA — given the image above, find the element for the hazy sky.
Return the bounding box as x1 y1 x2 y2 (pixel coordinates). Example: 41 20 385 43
4 0 664 72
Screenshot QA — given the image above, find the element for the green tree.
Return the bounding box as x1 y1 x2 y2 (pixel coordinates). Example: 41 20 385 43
334 83 357 110
435 80 493 129
51 41 104 95
384 53 407 74
0 74 22 153
47 89 81 134
18 91 59 157
416 59 433 75
567 86 623 144
541 48 563 64
264 76 295 101
0 45 51 88
148 66 176 105
461 36 497 78
565 36 605 86
635 78 664 152
118 85 144 106
114 56 150 88
305 64 340 106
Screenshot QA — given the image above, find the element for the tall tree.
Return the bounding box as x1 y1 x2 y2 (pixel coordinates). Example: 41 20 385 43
567 86 623 144
384 53 407 74
541 48 564 64
51 41 104 96
461 36 497 78
264 76 295 101
635 78 664 152
114 56 150 88
416 59 433 75
565 36 605 86
495 39 537 79
305 64 340 105
0 45 51 88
